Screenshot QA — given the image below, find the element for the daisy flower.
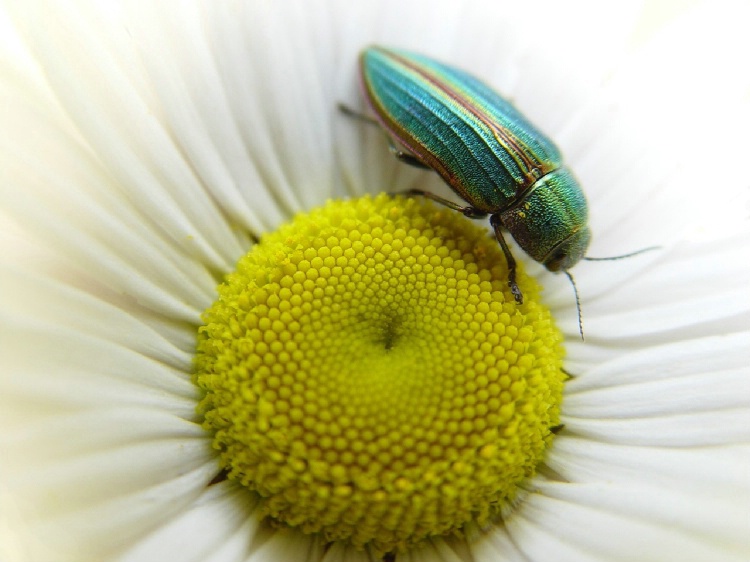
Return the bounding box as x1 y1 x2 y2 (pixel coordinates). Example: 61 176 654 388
1 1 749 562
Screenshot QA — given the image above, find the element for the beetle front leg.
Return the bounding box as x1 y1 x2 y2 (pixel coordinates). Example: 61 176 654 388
490 214 523 304
401 189 488 219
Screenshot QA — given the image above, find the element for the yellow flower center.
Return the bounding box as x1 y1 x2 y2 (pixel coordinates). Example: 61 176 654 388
194 194 565 554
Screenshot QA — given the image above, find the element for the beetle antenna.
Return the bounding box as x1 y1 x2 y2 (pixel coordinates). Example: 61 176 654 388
584 246 660 261
564 270 584 341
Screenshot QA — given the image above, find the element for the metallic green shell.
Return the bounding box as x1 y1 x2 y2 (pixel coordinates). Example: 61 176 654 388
360 46 564 213
359 46 592 271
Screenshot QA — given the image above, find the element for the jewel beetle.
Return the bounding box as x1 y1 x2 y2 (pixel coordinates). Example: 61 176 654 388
349 45 592 306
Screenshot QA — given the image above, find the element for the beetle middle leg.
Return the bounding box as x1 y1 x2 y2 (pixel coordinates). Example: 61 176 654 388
401 189 488 219
490 214 523 304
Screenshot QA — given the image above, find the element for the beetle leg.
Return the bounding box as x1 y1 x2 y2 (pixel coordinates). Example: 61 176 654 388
401 189 488 219
390 148 432 169
338 104 428 169
339 103 432 169
337 102 380 126
490 215 523 304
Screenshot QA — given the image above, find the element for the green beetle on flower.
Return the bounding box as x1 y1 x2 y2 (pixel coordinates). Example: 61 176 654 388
348 45 591 305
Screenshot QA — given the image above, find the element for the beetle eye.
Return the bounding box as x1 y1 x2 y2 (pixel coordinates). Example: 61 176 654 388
543 227 591 273
545 250 567 272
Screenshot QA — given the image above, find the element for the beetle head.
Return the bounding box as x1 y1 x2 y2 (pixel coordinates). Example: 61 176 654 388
543 226 591 272
499 167 590 272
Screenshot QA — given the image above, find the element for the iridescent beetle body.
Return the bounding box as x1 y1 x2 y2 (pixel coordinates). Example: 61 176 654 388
357 46 592 303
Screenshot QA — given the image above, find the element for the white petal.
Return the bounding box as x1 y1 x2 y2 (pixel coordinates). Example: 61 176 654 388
0 269 197 404
500 482 748 562
243 523 323 562
0 57 221 320
0 425 217 562
469 523 527 562
539 439 750 559
0 269 219 561
4 1 253 270
557 227 750 368
562 332 750 446
584 232 749 340
537 458 749 554
119 484 262 562
122 2 337 219
548 438 749 499
576 0 750 253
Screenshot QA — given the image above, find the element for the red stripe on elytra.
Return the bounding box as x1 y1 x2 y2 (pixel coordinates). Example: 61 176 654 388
383 50 543 190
